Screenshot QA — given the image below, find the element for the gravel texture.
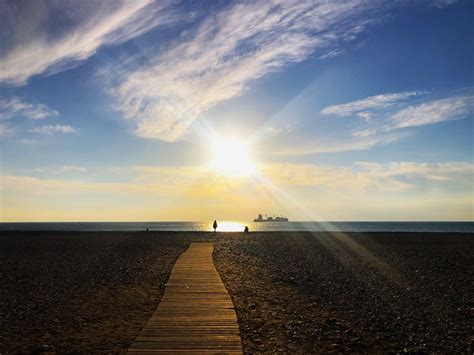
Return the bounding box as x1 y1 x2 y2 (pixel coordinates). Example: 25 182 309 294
0 231 190 353
214 232 474 353
1 231 472 353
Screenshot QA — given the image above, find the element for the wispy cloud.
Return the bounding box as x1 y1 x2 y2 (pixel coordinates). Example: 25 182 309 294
32 166 88 175
0 97 58 120
54 165 88 174
2 160 472 221
320 48 345 59
319 92 473 149
261 163 411 191
0 123 11 136
0 0 177 85
30 124 77 135
431 0 458 8
261 161 474 194
272 132 403 156
320 91 423 117
109 0 394 141
352 128 377 137
10 160 470 195
390 95 473 129
354 161 473 183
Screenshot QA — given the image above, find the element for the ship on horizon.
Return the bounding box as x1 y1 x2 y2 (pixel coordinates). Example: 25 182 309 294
253 213 289 222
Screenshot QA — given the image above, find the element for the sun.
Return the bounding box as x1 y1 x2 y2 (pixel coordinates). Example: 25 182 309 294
210 137 255 177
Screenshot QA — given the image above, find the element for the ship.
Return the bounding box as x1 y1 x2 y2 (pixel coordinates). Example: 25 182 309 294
253 213 289 222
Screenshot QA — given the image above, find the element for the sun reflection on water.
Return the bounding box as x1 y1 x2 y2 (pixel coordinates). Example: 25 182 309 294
210 221 246 232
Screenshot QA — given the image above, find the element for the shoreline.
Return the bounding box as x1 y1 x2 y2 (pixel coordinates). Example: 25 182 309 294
1 220 473 234
1 231 473 352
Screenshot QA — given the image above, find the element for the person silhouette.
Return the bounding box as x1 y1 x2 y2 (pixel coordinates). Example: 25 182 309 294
213 220 218 233
244 226 249 233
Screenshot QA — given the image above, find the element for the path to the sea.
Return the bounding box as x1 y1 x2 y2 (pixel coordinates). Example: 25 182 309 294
128 242 243 354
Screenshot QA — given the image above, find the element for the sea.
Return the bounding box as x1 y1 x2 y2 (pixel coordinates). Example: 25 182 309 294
0 221 473 233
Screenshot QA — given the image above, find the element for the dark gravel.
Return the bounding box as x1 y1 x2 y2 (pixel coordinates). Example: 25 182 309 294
1 231 473 353
0 231 190 353
214 232 474 353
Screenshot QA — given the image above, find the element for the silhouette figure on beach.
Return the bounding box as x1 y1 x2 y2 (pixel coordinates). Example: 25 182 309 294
213 220 218 233
244 226 249 233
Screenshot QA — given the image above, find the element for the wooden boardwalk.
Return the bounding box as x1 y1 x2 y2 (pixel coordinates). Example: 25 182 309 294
128 242 243 354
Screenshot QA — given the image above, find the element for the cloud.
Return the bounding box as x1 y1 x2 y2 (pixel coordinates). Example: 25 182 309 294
0 123 11 136
5 161 472 195
356 111 373 121
12 160 469 196
317 92 472 152
0 97 70 136
272 132 403 155
30 124 77 135
431 0 458 8
261 161 474 195
0 170 274 221
261 163 409 191
109 0 394 141
0 97 58 120
263 121 296 136
390 95 473 129
320 91 423 117
320 48 344 59
0 0 177 85
2 160 472 221
352 128 377 137
54 166 88 174
32 165 88 174
354 161 474 183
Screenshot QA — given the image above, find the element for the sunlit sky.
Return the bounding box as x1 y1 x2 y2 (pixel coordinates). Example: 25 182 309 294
0 0 473 222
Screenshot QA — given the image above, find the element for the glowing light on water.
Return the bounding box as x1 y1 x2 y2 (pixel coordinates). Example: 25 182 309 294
210 221 246 232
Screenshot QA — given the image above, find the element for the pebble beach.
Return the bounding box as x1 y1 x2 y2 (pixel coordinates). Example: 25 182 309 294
0 231 472 353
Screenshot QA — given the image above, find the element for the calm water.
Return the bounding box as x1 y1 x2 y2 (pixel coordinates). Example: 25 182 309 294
0 221 473 233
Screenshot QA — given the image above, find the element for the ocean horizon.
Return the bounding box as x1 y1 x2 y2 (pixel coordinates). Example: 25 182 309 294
1 221 473 233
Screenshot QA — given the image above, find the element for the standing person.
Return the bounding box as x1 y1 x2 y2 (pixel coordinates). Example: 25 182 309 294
213 220 218 233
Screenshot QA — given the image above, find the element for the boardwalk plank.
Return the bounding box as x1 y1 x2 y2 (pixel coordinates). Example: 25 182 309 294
128 243 242 354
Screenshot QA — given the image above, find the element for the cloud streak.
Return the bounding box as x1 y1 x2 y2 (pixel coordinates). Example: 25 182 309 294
30 124 77 135
0 0 176 85
2 160 472 221
0 97 58 120
319 92 473 150
110 0 393 141
31 165 88 174
390 95 473 129
320 91 423 117
271 132 403 156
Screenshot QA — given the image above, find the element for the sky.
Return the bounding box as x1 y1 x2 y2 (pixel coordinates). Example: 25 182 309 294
0 0 473 222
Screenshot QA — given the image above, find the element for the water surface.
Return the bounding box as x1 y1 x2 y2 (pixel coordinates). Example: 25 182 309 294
1 221 473 233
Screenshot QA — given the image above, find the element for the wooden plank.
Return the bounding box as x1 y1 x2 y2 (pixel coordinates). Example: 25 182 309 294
128 243 242 354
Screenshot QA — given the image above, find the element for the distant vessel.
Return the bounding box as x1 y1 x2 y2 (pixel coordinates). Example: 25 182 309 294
253 213 289 222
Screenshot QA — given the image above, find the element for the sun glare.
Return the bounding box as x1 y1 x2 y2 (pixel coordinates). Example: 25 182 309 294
211 221 246 232
210 137 255 177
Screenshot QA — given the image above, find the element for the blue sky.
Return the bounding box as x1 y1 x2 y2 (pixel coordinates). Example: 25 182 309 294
0 0 472 221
